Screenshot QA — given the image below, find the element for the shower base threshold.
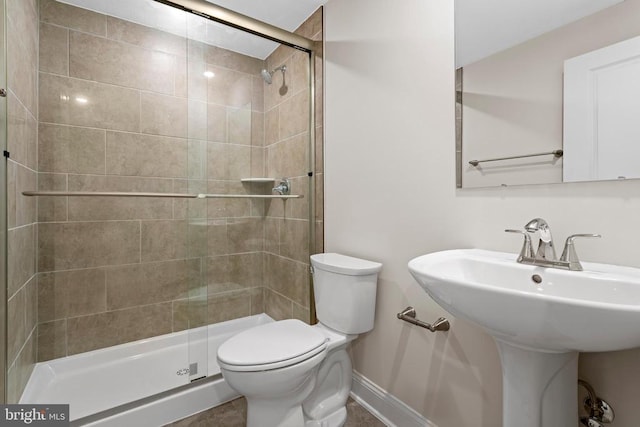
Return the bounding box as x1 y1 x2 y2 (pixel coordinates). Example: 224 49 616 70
20 314 274 424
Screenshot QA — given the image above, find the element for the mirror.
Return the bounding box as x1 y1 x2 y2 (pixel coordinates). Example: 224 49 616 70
456 0 640 188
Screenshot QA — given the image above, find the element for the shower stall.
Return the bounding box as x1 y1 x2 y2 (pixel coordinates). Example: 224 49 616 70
2 0 323 424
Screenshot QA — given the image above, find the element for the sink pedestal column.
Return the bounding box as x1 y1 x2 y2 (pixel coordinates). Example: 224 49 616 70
496 340 578 427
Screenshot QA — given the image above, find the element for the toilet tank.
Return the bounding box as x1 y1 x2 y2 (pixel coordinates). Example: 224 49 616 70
311 253 382 334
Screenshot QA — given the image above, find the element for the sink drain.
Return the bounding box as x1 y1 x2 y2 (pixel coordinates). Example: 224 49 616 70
531 274 542 284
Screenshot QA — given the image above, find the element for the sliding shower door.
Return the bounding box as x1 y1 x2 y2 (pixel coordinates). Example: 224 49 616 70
5 0 319 420
22 0 205 415
181 4 319 383
0 0 7 407
183 10 266 383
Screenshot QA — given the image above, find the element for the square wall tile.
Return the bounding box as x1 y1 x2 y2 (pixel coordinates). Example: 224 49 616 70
70 31 177 95
38 179 64 224
207 290 251 324
38 269 106 322
140 220 188 262
40 23 68 75
106 16 187 57
8 224 35 297
40 0 106 36
106 131 187 178
140 92 187 138
66 303 173 355
39 123 106 174
40 73 141 132
264 288 293 321
38 221 140 271
38 320 67 362
106 259 199 310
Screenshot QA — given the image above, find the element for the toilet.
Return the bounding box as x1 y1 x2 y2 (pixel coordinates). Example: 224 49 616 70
217 253 382 427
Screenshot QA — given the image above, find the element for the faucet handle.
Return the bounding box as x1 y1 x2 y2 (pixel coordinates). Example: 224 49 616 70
560 234 602 271
272 178 291 195
505 229 534 262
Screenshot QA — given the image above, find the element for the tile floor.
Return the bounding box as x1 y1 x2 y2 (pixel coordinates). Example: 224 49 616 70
165 397 387 427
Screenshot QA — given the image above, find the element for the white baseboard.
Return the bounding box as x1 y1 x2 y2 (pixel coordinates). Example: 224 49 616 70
350 371 437 427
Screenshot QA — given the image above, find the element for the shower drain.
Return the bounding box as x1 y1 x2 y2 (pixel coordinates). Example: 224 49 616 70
176 363 199 376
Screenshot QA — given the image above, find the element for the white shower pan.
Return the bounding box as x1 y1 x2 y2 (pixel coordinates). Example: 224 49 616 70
21 314 274 426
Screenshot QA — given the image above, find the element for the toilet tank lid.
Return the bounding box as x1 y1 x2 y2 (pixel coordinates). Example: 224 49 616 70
310 253 382 276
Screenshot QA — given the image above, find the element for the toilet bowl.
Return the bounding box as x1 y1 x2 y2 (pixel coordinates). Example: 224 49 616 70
218 320 328 427
217 253 382 427
302 323 357 427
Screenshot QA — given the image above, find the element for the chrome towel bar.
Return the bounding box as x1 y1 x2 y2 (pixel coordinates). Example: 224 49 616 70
469 149 563 167
22 191 303 199
397 306 450 332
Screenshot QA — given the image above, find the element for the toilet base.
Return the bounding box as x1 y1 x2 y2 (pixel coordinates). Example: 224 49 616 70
304 407 346 427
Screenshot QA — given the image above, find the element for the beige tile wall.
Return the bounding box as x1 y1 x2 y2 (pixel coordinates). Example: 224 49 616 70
35 0 272 360
262 9 324 323
7 0 38 404
6 0 38 403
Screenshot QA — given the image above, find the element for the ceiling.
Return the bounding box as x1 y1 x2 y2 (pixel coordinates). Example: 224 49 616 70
456 0 625 67
59 0 327 59
61 0 624 64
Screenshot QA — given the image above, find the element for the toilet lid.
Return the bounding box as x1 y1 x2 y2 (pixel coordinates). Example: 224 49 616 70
311 253 382 276
217 319 327 370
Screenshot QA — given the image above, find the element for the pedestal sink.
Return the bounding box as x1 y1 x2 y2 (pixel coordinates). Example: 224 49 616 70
408 249 640 427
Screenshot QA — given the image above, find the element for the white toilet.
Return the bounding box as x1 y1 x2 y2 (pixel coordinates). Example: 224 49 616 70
217 253 382 427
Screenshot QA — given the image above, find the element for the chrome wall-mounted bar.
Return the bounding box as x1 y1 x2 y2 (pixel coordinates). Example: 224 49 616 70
397 307 450 332
22 191 303 199
469 149 563 167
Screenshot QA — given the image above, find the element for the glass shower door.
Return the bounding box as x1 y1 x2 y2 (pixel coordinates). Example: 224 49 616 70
0 0 7 406
184 11 266 382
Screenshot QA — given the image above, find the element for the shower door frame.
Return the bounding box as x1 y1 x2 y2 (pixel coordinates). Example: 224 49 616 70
0 0 6 407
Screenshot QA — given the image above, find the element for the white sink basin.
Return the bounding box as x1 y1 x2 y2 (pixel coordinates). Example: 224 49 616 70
408 249 640 427
408 248 640 353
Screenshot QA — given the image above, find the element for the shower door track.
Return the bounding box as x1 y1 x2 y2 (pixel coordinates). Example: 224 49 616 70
151 0 316 51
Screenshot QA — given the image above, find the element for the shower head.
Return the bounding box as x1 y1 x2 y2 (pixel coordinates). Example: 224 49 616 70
260 65 287 84
261 69 273 84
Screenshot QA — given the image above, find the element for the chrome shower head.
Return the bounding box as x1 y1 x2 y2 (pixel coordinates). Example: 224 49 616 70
260 65 287 84
260 69 273 84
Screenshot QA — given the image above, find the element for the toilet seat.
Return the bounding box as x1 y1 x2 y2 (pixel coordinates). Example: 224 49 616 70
218 319 328 372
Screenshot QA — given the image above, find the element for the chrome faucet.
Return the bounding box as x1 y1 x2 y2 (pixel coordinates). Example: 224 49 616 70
272 178 291 195
506 218 601 271
524 218 557 261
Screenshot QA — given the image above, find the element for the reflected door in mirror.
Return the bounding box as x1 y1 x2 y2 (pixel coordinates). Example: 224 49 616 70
564 34 640 182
